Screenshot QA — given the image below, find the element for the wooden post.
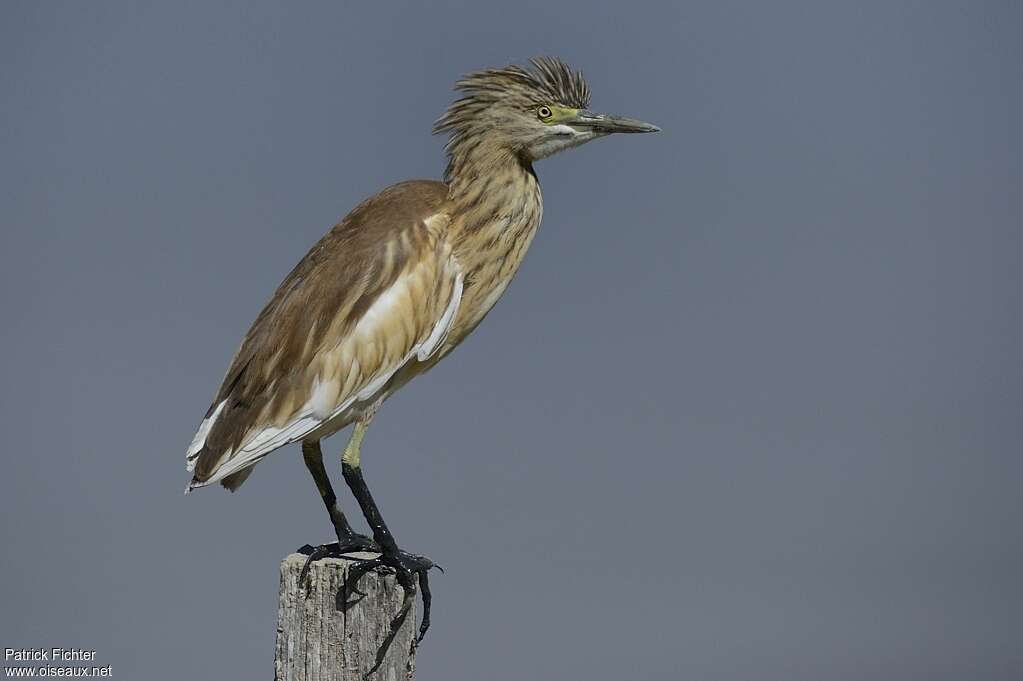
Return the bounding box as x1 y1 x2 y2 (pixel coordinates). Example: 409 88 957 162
274 552 418 681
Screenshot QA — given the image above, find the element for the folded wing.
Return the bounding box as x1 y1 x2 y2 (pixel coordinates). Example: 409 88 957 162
185 181 459 491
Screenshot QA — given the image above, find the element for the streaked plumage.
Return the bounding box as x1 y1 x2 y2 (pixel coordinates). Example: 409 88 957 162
186 181 463 490
186 59 588 492
184 56 657 644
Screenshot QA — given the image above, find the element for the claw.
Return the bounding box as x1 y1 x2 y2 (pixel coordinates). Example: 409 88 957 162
416 568 432 643
298 543 332 587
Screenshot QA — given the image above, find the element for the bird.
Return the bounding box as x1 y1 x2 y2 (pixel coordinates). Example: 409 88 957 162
184 56 658 642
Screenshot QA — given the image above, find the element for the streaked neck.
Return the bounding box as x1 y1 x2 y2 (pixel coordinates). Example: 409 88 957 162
446 140 535 225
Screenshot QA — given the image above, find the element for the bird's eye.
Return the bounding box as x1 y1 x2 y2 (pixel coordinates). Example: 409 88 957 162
537 106 553 120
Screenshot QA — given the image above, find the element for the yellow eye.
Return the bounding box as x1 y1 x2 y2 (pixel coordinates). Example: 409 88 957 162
537 106 553 120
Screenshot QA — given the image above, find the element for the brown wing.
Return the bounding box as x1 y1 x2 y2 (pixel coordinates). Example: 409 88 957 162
186 180 461 490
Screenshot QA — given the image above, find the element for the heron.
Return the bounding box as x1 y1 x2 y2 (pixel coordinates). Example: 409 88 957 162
185 57 658 642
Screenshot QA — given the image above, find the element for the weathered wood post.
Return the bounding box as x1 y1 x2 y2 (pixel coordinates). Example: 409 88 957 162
274 552 418 681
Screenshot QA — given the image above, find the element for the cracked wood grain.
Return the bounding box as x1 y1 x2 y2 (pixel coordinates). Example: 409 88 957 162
274 553 417 681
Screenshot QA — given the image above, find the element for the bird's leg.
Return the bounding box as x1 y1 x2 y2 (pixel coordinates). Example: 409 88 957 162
340 418 438 644
299 440 380 585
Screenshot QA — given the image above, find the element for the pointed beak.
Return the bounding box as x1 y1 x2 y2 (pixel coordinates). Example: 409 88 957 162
570 110 661 134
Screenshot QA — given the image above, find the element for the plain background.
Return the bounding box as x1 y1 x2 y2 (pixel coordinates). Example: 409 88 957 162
2 2 1021 679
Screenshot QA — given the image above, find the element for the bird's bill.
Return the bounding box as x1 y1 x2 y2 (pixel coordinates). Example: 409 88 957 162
569 110 660 134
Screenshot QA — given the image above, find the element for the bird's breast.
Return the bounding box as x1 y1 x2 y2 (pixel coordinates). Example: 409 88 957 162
445 187 543 346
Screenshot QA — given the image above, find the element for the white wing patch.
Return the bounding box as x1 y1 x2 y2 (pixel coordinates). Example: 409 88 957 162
186 264 463 490
185 398 225 471
418 271 463 360
188 413 322 489
309 376 341 420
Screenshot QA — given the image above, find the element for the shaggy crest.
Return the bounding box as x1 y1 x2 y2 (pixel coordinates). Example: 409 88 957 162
434 57 591 180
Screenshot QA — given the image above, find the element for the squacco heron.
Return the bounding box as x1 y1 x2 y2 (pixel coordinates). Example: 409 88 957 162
185 57 658 641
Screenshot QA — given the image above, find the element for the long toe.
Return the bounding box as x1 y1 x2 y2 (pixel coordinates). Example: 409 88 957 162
296 537 381 587
347 547 438 638
379 549 437 642
337 533 382 555
298 543 336 587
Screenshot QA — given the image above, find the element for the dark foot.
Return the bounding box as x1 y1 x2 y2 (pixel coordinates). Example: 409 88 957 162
297 534 382 587
349 549 441 644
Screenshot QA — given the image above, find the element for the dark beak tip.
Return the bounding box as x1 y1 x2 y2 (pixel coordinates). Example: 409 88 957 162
621 119 660 133
579 113 661 134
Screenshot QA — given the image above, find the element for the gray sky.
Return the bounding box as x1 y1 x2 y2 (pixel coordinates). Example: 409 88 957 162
2 1 1021 679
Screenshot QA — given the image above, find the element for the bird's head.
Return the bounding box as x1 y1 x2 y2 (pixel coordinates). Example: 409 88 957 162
434 57 659 178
